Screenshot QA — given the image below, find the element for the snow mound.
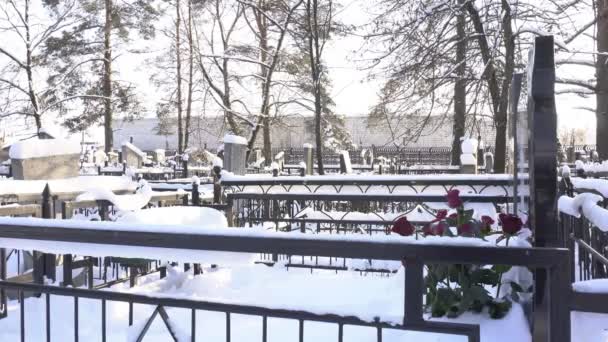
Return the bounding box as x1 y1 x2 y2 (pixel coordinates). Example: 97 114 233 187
118 206 256 266
76 180 153 211
119 206 227 227
9 138 80 159
223 134 247 145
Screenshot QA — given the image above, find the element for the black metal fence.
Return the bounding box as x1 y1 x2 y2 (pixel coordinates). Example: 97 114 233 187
220 175 519 196
0 219 574 342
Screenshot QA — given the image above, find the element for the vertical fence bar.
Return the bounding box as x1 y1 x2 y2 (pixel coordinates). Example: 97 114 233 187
74 296 79 342
0 248 5 319
101 299 106 342
262 316 267 342
225 312 231 342
20 290 24 342
46 293 51 342
191 309 196 342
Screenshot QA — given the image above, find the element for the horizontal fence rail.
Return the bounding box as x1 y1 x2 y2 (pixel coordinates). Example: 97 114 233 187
0 218 573 342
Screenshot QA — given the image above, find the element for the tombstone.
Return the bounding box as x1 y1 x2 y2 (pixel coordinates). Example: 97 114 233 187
303 143 314 176
121 141 145 168
223 134 247 175
153 149 166 164
250 148 263 168
274 151 285 170
9 138 80 180
93 149 108 166
360 149 373 165
484 152 494 174
339 150 353 174
107 151 119 165
459 138 477 174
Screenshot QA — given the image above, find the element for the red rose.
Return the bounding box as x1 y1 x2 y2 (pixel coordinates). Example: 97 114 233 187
499 214 523 235
422 224 434 236
392 217 415 236
436 209 448 220
446 190 463 209
481 215 495 226
433 222 447 236
457 223 472 236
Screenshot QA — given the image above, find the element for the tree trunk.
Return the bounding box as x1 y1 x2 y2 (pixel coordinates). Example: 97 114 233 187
494 0 515 173
23 0 41 134
307 0 324 175
103 0 113 153
597 0 608 159
255 1 272 166
176 0 184 154
184 0 194 151
451 0 466 165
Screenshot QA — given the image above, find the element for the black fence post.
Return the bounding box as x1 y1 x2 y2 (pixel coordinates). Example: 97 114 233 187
191 181 200 206
41 184 56 283
213 166 222 204
0 247 6 319
527 36 561 342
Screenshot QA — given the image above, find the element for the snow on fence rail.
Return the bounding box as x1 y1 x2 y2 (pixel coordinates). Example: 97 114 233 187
558 192 608 282
220 173 524 196
0 217 574 342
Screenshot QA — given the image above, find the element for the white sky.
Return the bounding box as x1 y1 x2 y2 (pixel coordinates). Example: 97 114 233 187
0 0 599 144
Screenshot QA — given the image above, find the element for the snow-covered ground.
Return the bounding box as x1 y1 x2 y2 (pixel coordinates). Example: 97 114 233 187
0 265 533 342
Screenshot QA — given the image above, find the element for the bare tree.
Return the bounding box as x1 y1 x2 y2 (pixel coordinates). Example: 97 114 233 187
240 0 304 164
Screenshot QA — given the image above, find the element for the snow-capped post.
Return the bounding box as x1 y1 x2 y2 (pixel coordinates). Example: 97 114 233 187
223 134 247 175
212 159 223 204
303 143 314 175
39 184 56 283
191 176 200 206
527 36 565 341
459 138 477 174
271 162 279 177
182 152 189 178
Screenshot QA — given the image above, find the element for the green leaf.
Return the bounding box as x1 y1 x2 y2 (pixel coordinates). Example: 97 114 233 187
488 300 512 319
471 268 499 286
510 281 524 293
492 264 512 274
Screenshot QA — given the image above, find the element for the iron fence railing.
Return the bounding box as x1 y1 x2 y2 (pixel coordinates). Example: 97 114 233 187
0 218 574 342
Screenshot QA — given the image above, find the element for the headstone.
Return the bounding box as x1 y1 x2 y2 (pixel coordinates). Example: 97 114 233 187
339 150 353 174
303 143 314 176
274 151 285 170
484 152 494 174
223 134 247 175
121 141 145 168
459 138 477 174
9 139 80 180
93 149 108 166
107 151 119 165
153 149 166 164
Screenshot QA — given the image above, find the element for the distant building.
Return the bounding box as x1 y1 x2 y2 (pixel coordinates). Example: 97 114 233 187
112 115 497 152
